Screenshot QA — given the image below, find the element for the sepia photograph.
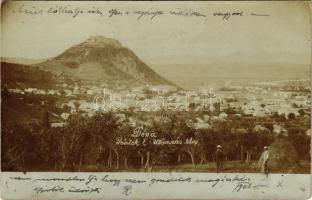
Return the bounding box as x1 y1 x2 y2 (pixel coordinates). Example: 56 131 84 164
1 2 311 174
0 0 311 199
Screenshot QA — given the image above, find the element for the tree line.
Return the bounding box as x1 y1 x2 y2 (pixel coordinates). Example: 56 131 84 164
2 111 310 171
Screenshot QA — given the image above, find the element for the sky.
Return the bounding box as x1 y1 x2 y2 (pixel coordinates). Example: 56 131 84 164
1 1 311 65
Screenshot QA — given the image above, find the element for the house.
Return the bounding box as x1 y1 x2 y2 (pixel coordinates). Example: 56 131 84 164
231 128 248 134
194 117 210 130
149 85 177 94
210 116 225 123
79 101 96 112
253 125 270 134
51 122 66 128
9 88 25 94
115 113 127 123
273 124 287 136
277 107 299 119
34 89 46 95
61 113 70 120
203 115 210 122
25 88 38 93
219 112 228 119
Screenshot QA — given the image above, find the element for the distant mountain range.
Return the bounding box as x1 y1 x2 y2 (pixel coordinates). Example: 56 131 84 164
2 35 309 90
149 63 310 90
35 35 173 87
1 57 46 65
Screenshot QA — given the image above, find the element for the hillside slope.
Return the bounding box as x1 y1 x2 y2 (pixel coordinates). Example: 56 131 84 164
37 36 174 86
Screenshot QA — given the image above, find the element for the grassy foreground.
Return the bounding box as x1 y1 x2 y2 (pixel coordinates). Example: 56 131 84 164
78 160 310 173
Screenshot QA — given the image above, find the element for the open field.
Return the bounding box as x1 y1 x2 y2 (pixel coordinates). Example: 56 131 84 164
23 160 309 173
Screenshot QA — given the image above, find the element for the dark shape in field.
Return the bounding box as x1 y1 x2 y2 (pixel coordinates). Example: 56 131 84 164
258 137 300 172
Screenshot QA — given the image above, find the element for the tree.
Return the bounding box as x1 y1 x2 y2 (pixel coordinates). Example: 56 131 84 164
42 110 50 129
298 109 305 117
62 114 91 171
86 112 121 170
288 113 296 120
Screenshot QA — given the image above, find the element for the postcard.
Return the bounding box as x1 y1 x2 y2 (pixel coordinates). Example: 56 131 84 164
1 1 311 199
